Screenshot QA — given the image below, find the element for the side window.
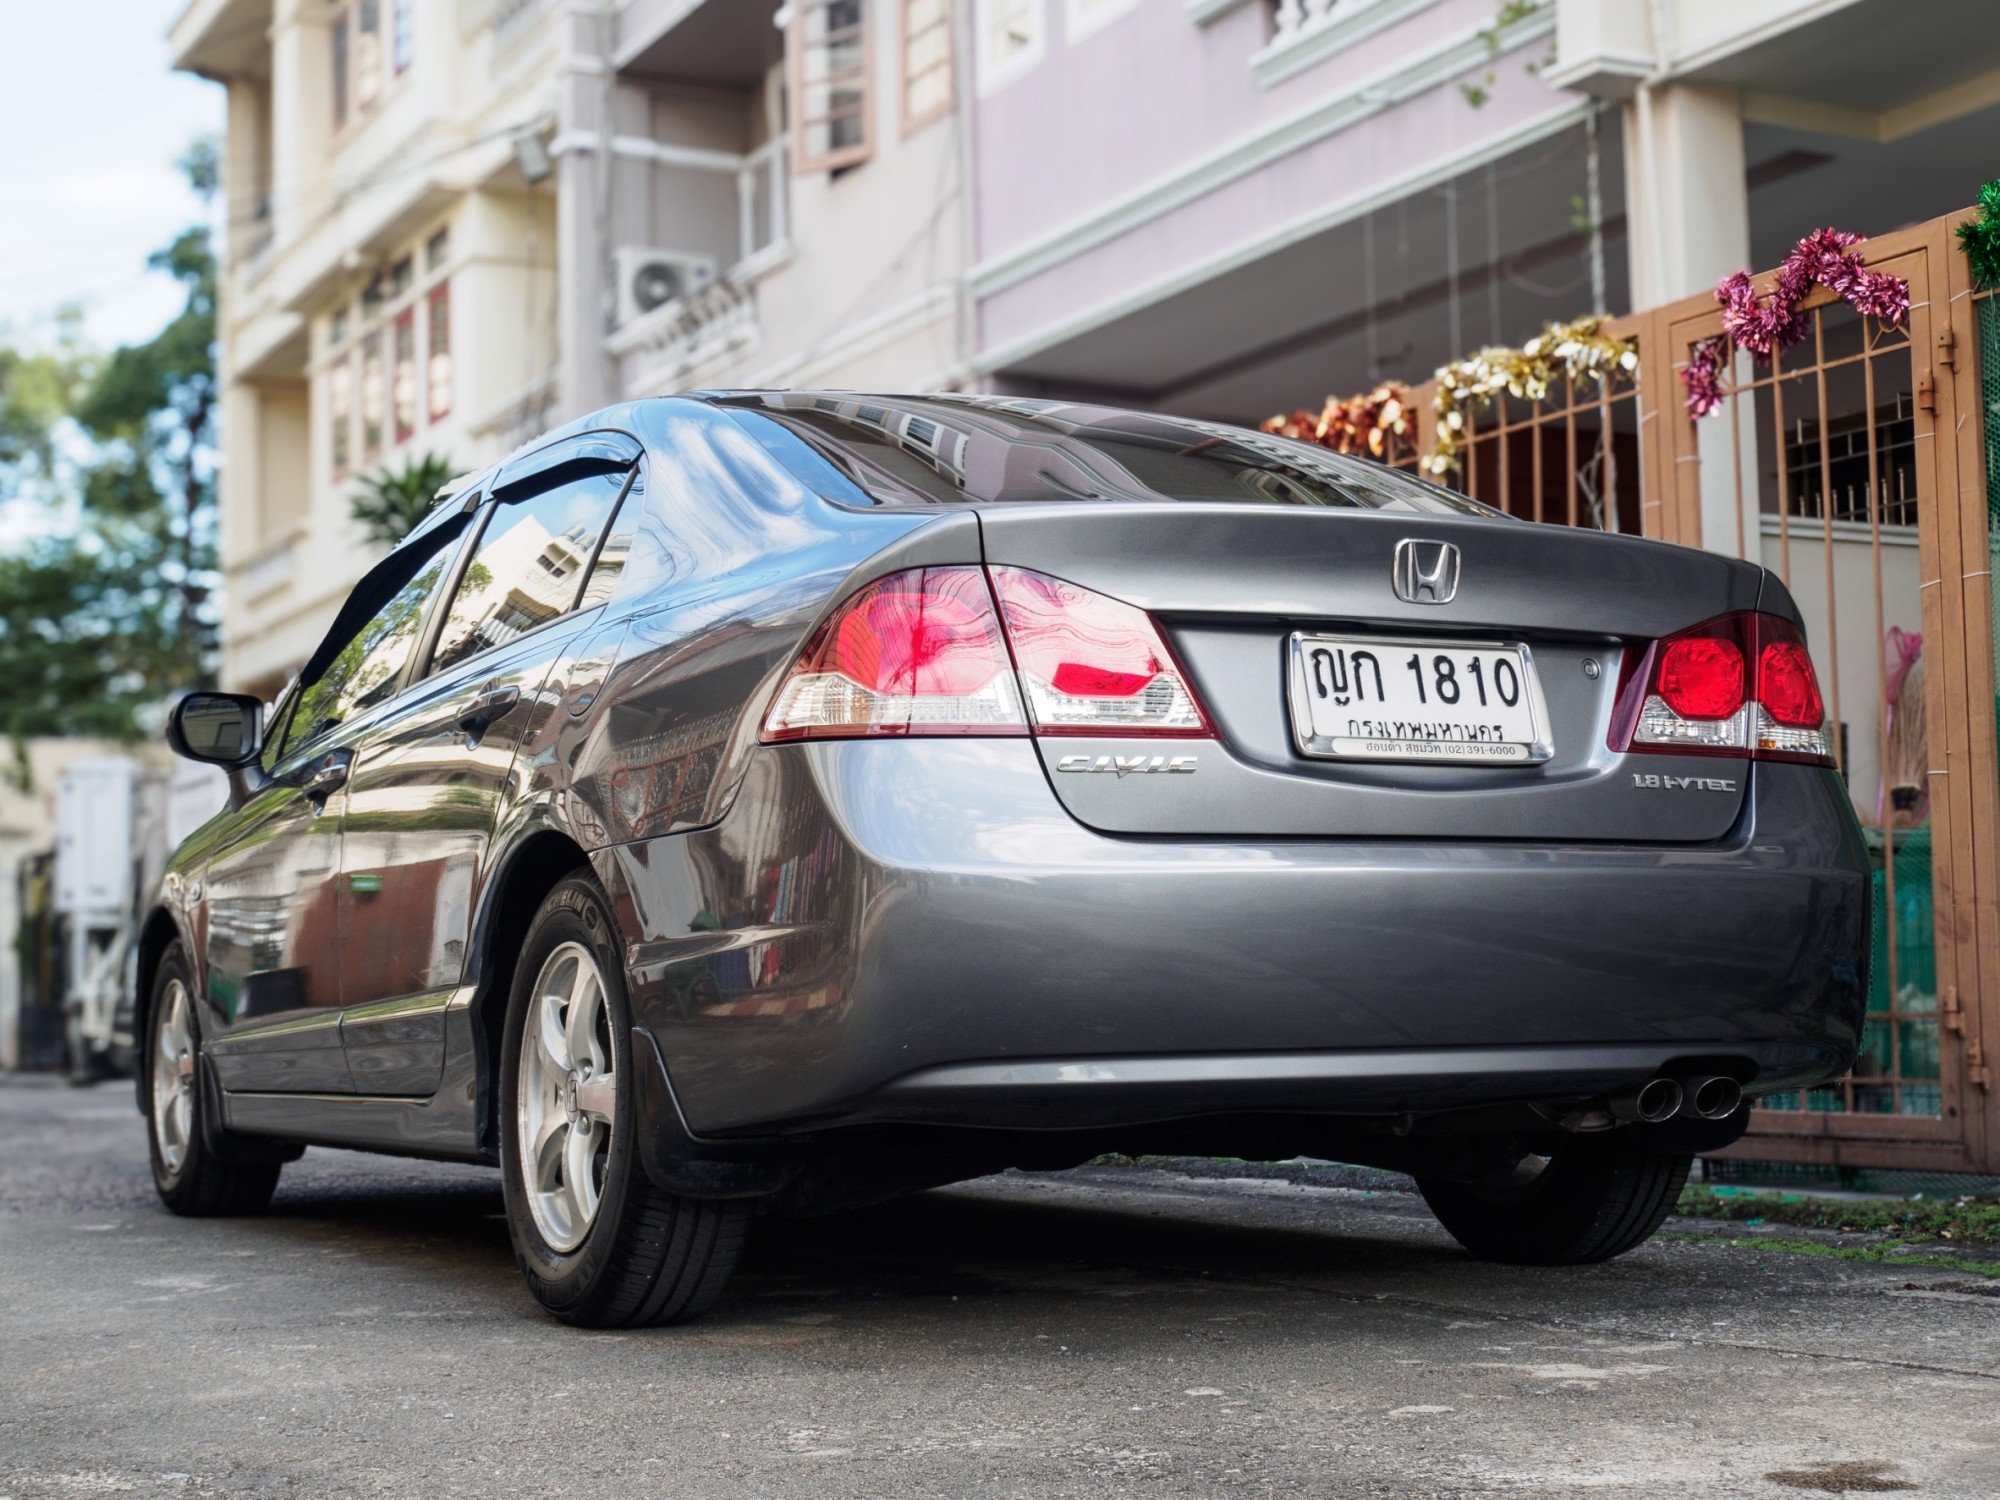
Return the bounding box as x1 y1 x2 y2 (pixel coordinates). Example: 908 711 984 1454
429 467 631 675
286 540 463 756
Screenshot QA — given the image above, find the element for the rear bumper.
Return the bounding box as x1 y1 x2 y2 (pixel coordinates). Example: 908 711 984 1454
593 740 1867 1137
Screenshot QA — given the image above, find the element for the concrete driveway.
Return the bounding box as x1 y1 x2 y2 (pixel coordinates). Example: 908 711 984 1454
1 1075 1995 1498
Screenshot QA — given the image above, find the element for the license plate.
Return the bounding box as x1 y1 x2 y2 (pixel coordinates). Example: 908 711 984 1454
1287 632 1554 764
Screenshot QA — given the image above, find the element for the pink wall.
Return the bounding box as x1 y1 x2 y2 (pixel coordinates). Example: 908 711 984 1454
971 0 1583 359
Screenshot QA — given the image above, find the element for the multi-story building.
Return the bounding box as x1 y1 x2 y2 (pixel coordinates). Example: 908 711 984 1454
173 0 1997 700
172 0 970 699
964 0 1996 424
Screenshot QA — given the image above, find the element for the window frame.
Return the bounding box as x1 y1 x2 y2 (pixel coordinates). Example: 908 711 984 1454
324 216 454 482
791 0 876 176
275 500 480 765
413 451 641 683
901 0 954 136
974 0 1046 95
329 0 408 137
1062 0 1141 45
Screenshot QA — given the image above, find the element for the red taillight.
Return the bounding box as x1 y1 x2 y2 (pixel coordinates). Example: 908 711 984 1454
1758 635 1823 727
1656 635 1746 720
761 566 1028 740
988 566 1211 737
1610 611 1833 765
760 565 1213 743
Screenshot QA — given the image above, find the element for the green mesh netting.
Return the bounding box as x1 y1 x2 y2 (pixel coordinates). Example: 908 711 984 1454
1985 295 2000 737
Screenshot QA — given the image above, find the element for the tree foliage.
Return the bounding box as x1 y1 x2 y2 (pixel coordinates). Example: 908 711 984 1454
0 139 220 746
350 451 460 547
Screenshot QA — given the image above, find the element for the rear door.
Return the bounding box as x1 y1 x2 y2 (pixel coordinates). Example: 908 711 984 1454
335 440 639 1093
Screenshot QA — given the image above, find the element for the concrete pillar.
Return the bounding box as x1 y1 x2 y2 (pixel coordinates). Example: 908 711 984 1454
1621 82 1749 307
223 77 271 249
1621 81 1754 559
217 379 264 690
268 0 332 251
555 2 615 421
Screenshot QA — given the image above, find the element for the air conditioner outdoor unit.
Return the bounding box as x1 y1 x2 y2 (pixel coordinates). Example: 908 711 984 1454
614 248 719 325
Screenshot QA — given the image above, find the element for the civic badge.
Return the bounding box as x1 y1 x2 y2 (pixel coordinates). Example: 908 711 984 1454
1392 538 1461 605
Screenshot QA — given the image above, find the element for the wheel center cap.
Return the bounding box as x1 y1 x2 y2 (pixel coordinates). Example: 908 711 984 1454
562 1071 582 1124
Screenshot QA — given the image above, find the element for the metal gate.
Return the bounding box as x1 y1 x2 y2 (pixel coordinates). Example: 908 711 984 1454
1417 212 1999 1173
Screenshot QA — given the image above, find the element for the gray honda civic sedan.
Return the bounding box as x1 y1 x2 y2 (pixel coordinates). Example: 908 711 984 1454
145 392 1867 1327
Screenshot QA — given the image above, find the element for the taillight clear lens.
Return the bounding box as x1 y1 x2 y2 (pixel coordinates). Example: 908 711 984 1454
988 566 1211 737
761 566 1027 741
1614 611 1832 765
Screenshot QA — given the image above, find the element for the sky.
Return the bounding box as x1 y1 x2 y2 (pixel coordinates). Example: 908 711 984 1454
0 0 225 351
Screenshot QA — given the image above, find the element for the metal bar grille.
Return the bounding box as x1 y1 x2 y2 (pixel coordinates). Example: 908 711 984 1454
1440 349 1644 533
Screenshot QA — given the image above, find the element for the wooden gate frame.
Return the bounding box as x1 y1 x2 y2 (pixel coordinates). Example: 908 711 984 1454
1408 211 1999 1173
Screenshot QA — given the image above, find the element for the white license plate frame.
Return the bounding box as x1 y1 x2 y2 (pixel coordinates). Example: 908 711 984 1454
1286 632 1555 765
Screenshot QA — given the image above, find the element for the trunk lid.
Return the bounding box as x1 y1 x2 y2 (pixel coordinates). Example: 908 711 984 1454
976 503 1764 843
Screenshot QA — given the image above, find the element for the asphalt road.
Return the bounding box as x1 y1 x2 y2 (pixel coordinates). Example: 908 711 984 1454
2 1076 1996 1499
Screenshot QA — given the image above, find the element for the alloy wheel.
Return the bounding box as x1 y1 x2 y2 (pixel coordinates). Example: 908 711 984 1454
517 941 617 1252
151 978 197 1177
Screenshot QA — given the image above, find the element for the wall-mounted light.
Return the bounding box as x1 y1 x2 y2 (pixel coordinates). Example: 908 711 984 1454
513 129 554 185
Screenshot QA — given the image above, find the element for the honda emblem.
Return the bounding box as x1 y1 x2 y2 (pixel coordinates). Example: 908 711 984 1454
1392 538 1461 605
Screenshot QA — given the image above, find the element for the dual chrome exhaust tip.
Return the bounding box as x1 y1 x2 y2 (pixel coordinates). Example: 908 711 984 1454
1616 1073 1743 1125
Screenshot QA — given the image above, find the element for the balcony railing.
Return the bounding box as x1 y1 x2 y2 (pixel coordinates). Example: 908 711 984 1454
1260 0 1440 86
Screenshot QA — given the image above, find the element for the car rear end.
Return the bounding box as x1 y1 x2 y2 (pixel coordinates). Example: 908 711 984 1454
627 397 1869 1151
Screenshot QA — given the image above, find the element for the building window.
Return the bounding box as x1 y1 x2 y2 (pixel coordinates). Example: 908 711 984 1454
332 0 397 130
427 283 452 423
792 0 873 175
902 0 952 132
360 333 384 466
330 359 353 481
329 222 453 481
976 0 1044 93
392 308 417 446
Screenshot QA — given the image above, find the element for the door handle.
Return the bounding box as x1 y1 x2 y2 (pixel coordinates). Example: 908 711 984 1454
303 753 350 806
456 685 521 744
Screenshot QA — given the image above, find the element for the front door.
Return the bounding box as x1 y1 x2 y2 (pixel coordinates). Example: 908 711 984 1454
202 502 477 1094
336 447 637 1093
198 735 355 1094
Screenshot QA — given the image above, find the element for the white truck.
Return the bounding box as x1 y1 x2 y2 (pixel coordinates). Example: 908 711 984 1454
54 757 226 1080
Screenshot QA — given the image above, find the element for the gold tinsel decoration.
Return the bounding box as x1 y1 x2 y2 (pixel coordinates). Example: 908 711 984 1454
1261 382 1415 460
1424 316 1639 475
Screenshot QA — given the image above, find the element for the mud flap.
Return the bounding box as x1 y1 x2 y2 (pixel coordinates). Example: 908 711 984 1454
631 1025 796 1199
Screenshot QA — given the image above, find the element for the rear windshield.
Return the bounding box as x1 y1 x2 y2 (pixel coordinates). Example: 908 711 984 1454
718 395 1493 516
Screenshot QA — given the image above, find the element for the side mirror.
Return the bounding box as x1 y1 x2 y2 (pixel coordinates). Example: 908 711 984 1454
168 692 264 766
169 692 271 811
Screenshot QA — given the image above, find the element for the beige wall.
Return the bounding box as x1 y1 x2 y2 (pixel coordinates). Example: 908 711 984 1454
185 0 970 702
189 0 566 699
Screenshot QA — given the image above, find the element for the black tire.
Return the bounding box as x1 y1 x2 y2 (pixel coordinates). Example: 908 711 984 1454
146 943 283 1217
499 874 751 1328
1416 1133 1692 1266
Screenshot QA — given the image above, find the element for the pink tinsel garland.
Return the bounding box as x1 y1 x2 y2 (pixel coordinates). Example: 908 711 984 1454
1681 229 1910 418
